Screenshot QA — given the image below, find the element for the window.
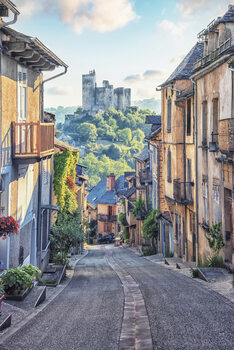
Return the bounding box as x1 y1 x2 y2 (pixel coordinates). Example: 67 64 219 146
167 99 171 133
153 179 157 209
202 177 208 224
153 147 156 163
187 99 191 136
17 65 27 123
42 159 49 185
213 185 220 223
18 165 33 224
167 149 171 183
187 158 192 201
202 101 207 145
212 98 219 144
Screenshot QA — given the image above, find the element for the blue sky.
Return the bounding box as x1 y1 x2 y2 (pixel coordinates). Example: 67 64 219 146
12 0 233 107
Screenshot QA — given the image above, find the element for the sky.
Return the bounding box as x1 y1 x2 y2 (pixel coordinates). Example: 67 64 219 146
11 0 234 108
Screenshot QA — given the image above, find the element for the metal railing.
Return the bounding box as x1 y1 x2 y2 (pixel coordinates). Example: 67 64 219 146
98 214 117 222
194 38 231 70
12 122 54 159
173 179 193 205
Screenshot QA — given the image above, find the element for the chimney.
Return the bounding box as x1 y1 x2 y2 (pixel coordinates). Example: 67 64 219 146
107 173 115 191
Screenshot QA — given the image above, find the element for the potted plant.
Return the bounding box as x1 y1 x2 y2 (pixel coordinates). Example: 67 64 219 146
1 268 32 300
0 216 20 240
0 283 5 315
20 264 41 282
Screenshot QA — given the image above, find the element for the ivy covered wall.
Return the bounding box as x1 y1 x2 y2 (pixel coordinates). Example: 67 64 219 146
54 150 79 213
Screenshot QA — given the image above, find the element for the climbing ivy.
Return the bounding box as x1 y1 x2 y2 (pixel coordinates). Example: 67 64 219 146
54 150 79 213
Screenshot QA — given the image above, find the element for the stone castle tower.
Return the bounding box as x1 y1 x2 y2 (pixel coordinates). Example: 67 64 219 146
82 70 131 112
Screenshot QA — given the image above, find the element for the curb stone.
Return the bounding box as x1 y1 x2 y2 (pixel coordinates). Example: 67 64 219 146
0 250 89 344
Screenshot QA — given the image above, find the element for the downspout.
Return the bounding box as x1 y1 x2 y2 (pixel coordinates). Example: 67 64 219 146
0 12 18 29
175 101 188 261
191 78 199 266
37 161 42 268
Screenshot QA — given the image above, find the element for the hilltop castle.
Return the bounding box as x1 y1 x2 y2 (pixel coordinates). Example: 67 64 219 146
82 70 131 112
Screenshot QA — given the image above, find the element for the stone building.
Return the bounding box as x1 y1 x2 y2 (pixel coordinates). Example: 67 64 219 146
0 1 67 271
82 70 131 112
159 42 203 262
192 5 234 267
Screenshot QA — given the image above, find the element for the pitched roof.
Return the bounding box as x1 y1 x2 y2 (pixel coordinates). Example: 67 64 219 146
207 5 234 32
54 138 79 152
145 115 161 125
87 179 107 208
98 190 116 205
134 147 149 162
161 42 204 87
145 127 161 140
124 186 136 199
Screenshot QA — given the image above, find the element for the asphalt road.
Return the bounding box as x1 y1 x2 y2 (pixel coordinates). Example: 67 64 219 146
1 247 234 350
1 249 124 350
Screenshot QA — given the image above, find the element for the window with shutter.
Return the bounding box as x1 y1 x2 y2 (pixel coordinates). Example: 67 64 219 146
17 65 28 123
167 149 171 183
212 98 219 144
202 101 207 145
187 99 191 136
167 99 171 133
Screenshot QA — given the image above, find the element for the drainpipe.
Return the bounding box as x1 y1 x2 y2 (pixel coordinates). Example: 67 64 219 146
175 101 188 261
37 161 42 268
191 78 199 267
0 12 18 29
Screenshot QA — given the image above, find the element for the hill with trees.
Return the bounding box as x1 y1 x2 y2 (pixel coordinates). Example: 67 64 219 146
56 107 158 187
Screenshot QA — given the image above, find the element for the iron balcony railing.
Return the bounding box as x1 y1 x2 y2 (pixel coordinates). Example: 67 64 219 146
139 169 152 184
173 179 193 205
98 214 117 222
194 38 231 71
12 122 54 160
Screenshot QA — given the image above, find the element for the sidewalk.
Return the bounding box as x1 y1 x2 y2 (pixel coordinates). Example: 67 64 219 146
127 247 234 304
0 251 88 337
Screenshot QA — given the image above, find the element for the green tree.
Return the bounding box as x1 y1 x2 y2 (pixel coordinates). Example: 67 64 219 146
131 195 147 219
118 128 132 144
105 144 121 160
77 123 98 143
142 209 160 249
132 129 145 142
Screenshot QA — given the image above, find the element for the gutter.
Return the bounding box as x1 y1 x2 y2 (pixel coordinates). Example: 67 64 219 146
175 100 188 261
191 78 199 267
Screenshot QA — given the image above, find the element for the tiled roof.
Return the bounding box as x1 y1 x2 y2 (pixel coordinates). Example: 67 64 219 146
87 179 107 208
161 42 204 86
145 115 161 125
145 127 161 140
211 5 234 29
98 190 116 205
124 186 136 199
54 138 79 152
124 171 136 177
134 147 149 162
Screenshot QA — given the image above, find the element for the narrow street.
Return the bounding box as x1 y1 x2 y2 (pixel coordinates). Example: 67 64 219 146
1 247 234 350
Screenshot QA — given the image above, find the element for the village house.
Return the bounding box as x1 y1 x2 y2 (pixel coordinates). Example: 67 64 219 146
158 42 203 262
192 5 234 267
87 173 129 238
144 115 174 255
0 0 68 271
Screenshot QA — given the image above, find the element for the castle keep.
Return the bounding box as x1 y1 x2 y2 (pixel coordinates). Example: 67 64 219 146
82 70 131 112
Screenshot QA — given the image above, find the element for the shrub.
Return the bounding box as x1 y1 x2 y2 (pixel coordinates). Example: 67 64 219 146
38 278 58 286
142 246 157 256
191 268 199 278
164 251 174 258
20 265 41 278
0 283 5 296
208 255 224 268
1 268 32 295
53 252 69 266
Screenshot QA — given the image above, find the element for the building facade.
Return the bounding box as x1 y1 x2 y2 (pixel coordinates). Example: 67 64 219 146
0 1 67 271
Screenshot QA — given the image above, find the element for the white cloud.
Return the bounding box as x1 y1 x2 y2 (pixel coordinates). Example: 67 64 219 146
14 0 137 34
177 0 231 18
124 70 164 84
47 86 73 95
158 19 188 39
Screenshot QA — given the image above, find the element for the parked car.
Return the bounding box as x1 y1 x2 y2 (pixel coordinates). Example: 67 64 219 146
98 234 114 244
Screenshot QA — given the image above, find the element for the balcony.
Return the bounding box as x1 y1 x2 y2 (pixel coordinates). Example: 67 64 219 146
12 122 54 163
194 38 231 71
173 179 193 205
219 119 234 152
139 169 152 184
98 214 117 222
